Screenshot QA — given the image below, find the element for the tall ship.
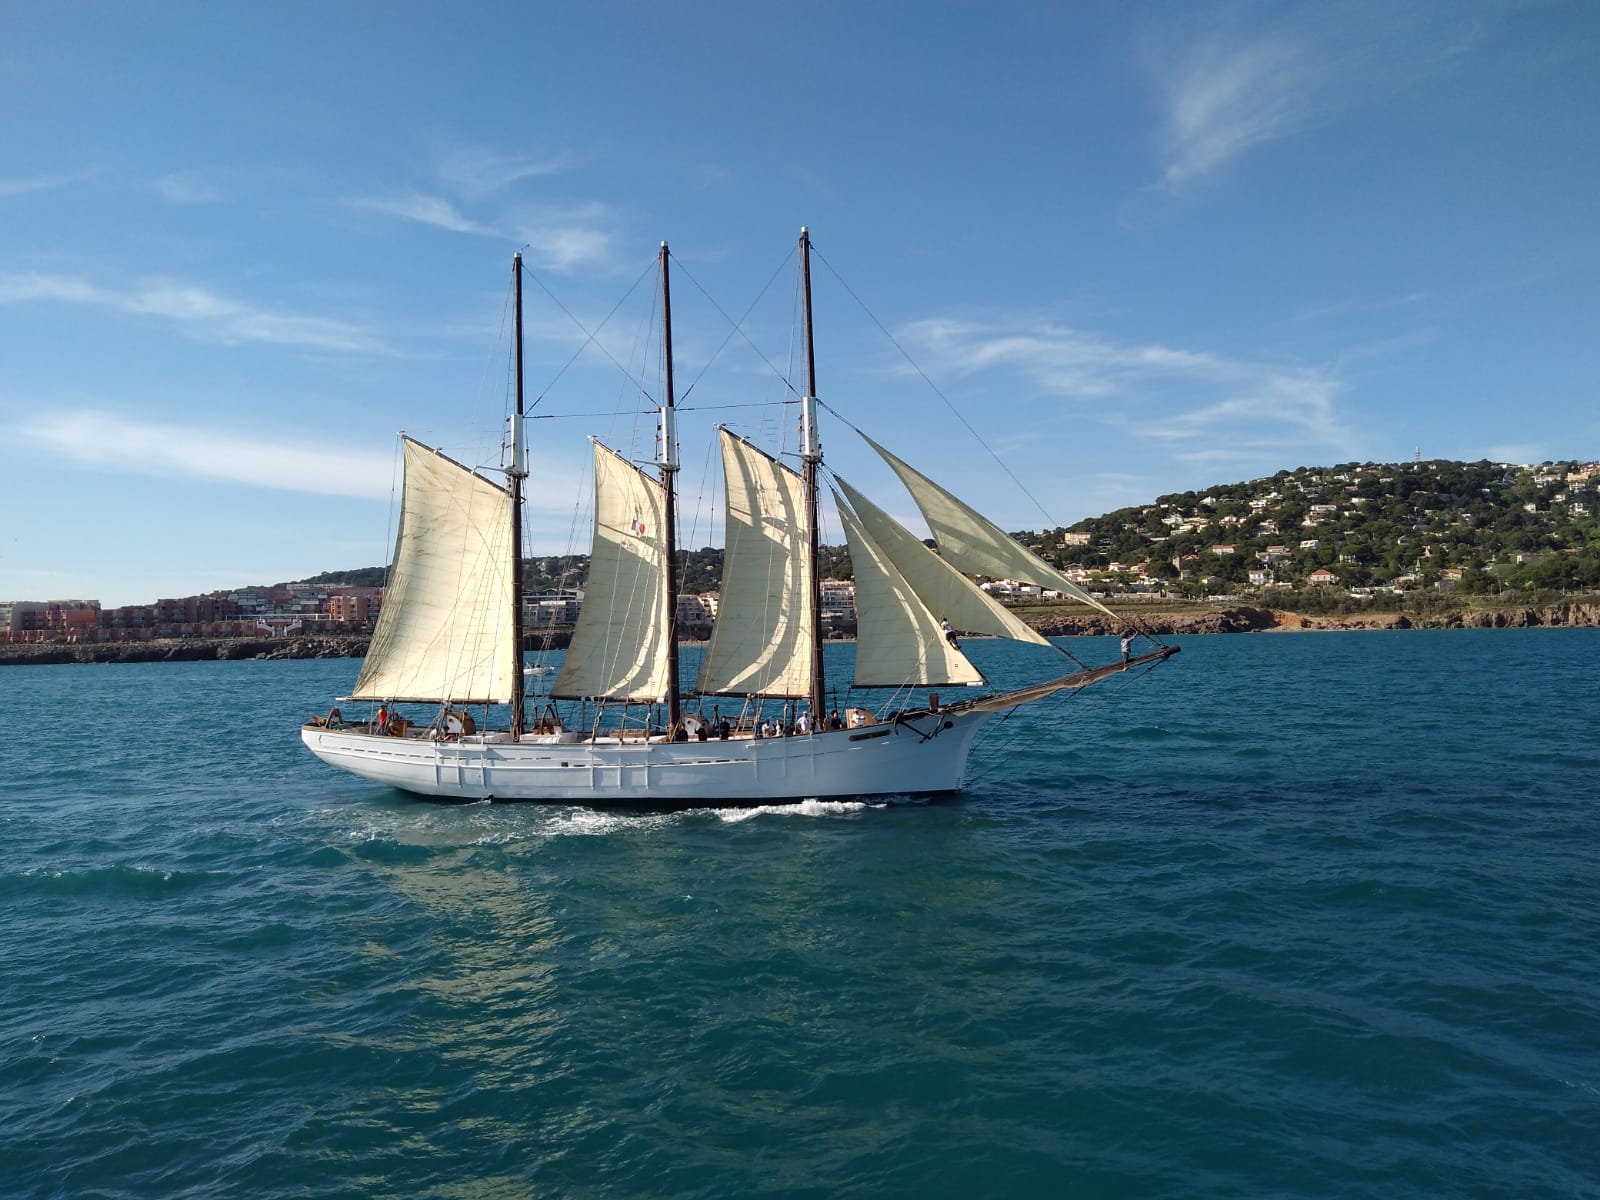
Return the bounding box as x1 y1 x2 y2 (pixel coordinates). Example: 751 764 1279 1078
301 231 1177 803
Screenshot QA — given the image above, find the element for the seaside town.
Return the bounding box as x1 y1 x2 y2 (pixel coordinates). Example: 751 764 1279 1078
5 458 1598 646
0 583 860 646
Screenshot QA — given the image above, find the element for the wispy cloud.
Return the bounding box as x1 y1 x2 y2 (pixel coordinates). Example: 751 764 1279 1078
896 315 1359 461
1144 2 1494 192
510 206 618 271
0 169 96 198
431 143 577 198
152 168 230 205
17 411 397 499
345 191 492 236
902 316 1233 397
344 191 617 271
0 271 396 354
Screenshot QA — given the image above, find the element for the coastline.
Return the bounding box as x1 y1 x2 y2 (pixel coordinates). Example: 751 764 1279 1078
1024 599 1600 638
2 601 1597 666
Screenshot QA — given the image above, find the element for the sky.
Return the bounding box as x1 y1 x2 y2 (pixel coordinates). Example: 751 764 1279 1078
2 0 1596 607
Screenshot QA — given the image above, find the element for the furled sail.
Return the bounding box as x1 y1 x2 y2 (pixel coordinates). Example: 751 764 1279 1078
834 490 984 688
552 440 672 702
862 433 1117 617
833 476 1051 648
695 429 816 697
351 437 516 704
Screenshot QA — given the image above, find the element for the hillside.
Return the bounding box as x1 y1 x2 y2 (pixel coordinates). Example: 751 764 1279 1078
1019 458 1600 607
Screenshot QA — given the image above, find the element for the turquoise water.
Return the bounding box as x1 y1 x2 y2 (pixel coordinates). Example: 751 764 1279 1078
2 630 1597 1198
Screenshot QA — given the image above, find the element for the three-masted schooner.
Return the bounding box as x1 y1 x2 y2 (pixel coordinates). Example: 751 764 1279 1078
301 231 1177 803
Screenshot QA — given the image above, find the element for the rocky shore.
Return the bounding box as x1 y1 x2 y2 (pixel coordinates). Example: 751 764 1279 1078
1025 601 1600 637
2 603 1596 667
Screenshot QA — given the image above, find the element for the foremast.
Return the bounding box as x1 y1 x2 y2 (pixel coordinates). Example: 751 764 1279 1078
509 251 528 737
658 242 682 730
799 227 826 720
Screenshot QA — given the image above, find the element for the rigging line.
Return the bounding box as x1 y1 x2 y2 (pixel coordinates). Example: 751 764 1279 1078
669 247 804 404
808 243 1063 533
527 407 662 420
679 400 796 413
523 255 657 409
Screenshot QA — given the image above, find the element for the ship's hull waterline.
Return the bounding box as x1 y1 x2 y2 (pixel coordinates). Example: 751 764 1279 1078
301 709 997 804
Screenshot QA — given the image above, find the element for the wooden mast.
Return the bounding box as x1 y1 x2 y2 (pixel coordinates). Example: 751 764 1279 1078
509 251 527 737
799 227 826 720
659 242 682 730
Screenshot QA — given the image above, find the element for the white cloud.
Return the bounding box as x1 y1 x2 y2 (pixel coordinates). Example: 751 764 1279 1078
345 191 492 236
152 168 229 205
0 170 95 198
1144 2 1495 191
431 144 577 198
344 191 617 272
895 314 1359 461
512 209 617 272
0 271 396 354
18 411 398 499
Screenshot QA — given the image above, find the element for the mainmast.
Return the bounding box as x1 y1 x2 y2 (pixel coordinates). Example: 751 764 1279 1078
509 252 528 737
799 227 826 719
659 242 682 730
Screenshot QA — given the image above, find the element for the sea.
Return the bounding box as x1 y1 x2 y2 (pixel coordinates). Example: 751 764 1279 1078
2 629 1596 1199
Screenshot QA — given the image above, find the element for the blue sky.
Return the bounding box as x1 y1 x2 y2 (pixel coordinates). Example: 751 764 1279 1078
2 1 1595 607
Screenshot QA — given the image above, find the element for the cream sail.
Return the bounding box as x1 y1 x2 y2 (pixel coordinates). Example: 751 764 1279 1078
552 440 673 702
834 495 984 688
695 430 815 698
301 233 1178 804
350 437 516 705
832 477 1049 650
861 432 1117 617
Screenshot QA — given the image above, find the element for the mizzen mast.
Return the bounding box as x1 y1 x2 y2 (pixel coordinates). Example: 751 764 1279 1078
659 242 683 730
799 227 826 720
509 251 528 737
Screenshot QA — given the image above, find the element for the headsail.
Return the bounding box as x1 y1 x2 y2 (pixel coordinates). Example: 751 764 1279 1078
861 433 1117 618
552 441 672 702
833 476 1051 648
351 437 516 704
695 429 816 698
834 489 984 688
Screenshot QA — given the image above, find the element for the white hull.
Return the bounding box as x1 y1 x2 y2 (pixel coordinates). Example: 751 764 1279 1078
300 709 997 804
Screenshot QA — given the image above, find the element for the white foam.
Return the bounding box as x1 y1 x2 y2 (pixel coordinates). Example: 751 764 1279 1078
714 798 872 822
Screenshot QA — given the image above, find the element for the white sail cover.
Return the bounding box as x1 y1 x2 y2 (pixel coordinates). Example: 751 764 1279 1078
695 429 816 697
862 433 1117 617
552 441 672 702
351 437 516 704
835 490 983 688
833 477 1051 647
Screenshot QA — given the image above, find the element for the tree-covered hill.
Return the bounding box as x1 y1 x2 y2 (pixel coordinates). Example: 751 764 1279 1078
1021 459 1600 599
